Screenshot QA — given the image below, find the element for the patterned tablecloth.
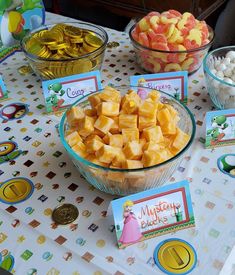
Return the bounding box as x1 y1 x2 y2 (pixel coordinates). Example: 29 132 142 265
0 12 235 275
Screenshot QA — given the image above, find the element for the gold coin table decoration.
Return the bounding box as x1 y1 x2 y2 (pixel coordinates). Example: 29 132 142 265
23 23 106 79
52 203 79 225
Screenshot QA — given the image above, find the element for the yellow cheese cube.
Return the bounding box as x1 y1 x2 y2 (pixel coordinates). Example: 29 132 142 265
147 90 160 102
165 104 178 117
93 128 106 138
94 115 114 134
85 108 97 116
122 160 143 169
96 145 120 164
86 139 104 154
97 102 120 116
158 102 164 110
161 122 177 135
72 142 87 158
142 150 164 167
143 141 162 151
172 128 190 151
142 126 164 143
110 116 119 134
99 86 121 103
119 114 138 130
157 108 172 126
139 100 158 118
77 116 94 138
109 134 124 148
123 141 142 160
106 170 125 183
88 94 101 108
138 116 156 131
66 106 85 127
65 131 83 147
112 150 126 167
122 128 139 144
121 91 141 114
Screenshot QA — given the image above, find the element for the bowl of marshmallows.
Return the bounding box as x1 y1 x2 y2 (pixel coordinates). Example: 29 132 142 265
203 46 235 109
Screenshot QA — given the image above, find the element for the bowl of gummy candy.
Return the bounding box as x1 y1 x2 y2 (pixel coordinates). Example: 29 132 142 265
129 10 214 75
203 46 235 109
60 85 196 195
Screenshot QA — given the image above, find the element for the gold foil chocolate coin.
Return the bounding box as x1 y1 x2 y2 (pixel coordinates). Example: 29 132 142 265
52 203 79 225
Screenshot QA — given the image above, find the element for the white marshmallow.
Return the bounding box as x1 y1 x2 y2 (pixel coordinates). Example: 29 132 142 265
224 77 234 84
226 50 235 61
216 63 227 71
216 71 224 79
222 57 231 66
224 68 233 77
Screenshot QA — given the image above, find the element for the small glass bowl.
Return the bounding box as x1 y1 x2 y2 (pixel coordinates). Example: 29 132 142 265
203 46 235 109
21 22 108 80
129 24 214 75
59 86 196 196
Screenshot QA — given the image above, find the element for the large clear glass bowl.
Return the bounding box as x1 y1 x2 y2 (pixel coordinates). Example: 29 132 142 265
21 22 108 80
203 46 235 109
129 24 214 75
59 86 196 195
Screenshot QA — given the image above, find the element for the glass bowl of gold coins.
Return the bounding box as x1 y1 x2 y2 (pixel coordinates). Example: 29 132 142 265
21 22 108 80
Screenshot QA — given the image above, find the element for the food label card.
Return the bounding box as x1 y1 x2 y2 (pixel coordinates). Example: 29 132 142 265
205 109 235 148
130 71 188 103
0 76 8 100
111 180 195 248
42 71 102 113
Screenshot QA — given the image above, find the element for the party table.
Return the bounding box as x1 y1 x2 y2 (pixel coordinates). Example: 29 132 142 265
0 12 235 275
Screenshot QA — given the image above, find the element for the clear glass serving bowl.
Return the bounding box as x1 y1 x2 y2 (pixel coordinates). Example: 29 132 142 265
203 46 235 109
21 22 108 80
59 86 196 196
129 24 214 75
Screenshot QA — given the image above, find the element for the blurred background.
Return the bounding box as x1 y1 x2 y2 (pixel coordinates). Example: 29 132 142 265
43 0 235 47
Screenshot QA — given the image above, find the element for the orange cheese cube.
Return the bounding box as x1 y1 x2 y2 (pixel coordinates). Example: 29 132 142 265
93 128 105 138
172 128 190 151
86 139 104 154
78 116 94 138
119 114 138 130
97 102 120 116
122 128 139 144
99 86 121 103
96 145 120 164
88 94 101 108
84 134 103 145
142 126 164 143
65 131 83 147
66 106 85 127
123 141 142 160
121 91 141 114
112 150 126 167
157 108 172 126
139 100 158 118
86 154 109 167
110 116 119 134
165 104 178 117
158 102 164 110
85 108 97 116
109 134 124 148
94 115 114 134
72 142 87 158
139 138 147 149
142 150 164 167
122 160 143 169
106 170 125 182
138 116 156 131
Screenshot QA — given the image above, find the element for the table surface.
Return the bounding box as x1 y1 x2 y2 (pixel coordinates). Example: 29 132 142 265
0 12 235 275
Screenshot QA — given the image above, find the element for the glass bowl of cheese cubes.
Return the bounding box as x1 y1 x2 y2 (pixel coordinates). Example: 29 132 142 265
60 86 195 195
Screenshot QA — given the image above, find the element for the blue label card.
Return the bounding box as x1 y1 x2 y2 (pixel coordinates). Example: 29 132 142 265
130 71 188 103
42 71 102 113
0 76 8 100
111 180 195 249
205 109 235 148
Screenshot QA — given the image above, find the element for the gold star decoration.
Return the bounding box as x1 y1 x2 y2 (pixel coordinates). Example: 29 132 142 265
17 235 25 243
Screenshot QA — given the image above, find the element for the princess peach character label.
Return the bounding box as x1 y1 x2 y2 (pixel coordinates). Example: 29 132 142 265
111 180 195 248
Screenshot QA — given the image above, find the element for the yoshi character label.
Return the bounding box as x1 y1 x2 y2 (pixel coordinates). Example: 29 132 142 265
205 109 235 148
0 0 45 62
42 70 102 113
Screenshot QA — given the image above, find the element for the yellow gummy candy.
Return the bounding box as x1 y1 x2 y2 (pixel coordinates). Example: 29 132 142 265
181 58 194 70
187 29 202 46
138 18 150 32
164 63 182 72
